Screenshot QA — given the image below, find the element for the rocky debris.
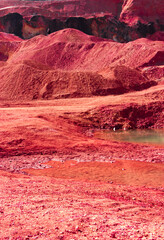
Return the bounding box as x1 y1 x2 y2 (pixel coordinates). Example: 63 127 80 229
74 101 164 130
0 173 163 239
0 155 52 173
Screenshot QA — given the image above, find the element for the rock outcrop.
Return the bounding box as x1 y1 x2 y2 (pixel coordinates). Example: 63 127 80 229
120 0 164 28
0 13 162 42
0 0 163 41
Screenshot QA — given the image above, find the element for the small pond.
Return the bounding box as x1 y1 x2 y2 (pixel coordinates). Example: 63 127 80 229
94 129 164 145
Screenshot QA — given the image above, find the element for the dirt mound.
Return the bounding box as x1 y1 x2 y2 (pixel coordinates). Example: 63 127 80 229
44 28 103 43
8 29 164 71
98 66 156 94
0 32 22 42
0 62 155 100
142 66 164 83
0 29 163 100
0 37 21 63
0 64 106 100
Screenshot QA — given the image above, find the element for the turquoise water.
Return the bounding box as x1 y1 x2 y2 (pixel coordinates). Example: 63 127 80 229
94 129 164 145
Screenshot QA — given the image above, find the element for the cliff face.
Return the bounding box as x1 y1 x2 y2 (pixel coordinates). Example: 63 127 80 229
0 13 163 42
120 0 164 27
81 0 123 17
0 0 163 41
0 0 163 25
0 0 123 17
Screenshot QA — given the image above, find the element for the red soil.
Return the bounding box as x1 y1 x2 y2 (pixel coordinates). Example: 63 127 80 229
0 170 163 239
80 0 123 17
0 96 164 239
0 0 122 18
0 0 55 18
0 1 163 239
0 32 23 41
120 0 164 26
148 31 164 41
0 0 163 28
6 29 164 70
0 0 163 30
0 29 163 101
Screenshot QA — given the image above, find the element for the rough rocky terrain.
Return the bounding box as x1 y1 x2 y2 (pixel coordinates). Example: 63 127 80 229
0 0 163 239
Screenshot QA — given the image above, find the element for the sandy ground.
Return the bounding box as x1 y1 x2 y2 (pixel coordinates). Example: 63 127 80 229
0 171 164 239
0 0 163 238
0 88 163 239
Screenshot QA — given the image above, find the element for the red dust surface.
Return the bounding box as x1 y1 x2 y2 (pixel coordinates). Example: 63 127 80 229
0 96 164 239
0 1 164 239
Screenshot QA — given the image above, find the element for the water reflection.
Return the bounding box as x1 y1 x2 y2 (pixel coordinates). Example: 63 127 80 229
94 129 164 145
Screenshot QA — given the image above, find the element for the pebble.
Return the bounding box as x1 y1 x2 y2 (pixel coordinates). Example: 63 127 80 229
111 231 117 238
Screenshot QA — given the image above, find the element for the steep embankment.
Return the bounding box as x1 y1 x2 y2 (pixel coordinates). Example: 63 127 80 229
0 0 123 18
120 0 164 26
0 0 163 41
0 0 55 18
0 29 163 100
0 0 163 27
